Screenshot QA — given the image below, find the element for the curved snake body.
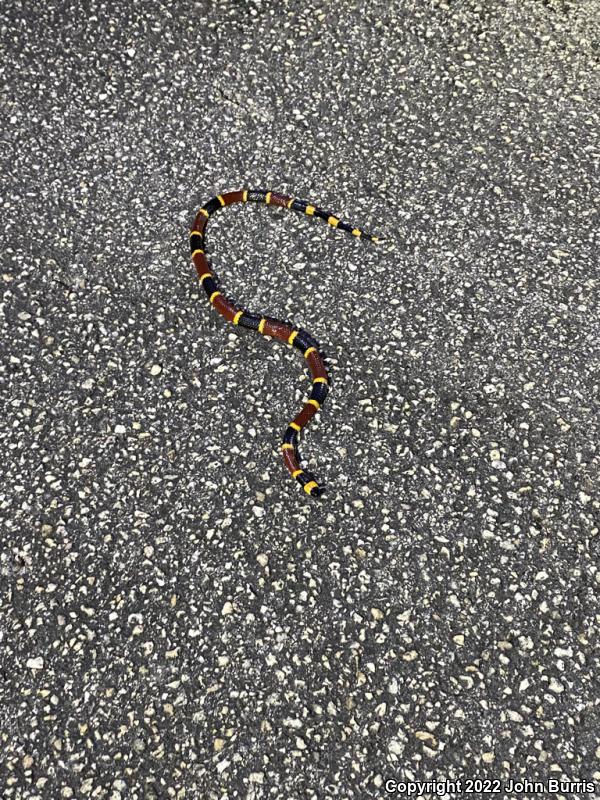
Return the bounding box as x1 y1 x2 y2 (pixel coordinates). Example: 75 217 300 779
190 189 379 497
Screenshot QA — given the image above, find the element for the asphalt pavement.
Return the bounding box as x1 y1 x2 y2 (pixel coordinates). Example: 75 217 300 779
1 0 599 798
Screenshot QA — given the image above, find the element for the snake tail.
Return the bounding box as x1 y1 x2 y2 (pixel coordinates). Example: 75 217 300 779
189 189 380 498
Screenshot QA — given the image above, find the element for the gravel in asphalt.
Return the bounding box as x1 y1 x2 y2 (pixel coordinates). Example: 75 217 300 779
1 0 599 798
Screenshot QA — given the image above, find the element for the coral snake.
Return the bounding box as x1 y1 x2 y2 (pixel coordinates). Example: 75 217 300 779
190 189 380 497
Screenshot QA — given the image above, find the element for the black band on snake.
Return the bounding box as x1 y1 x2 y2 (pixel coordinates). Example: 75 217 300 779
189 189 380 498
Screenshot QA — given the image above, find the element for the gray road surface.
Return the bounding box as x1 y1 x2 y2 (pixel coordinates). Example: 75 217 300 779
1 0 599 798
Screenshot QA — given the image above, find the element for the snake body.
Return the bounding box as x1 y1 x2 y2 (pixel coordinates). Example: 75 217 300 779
190 189 379 497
